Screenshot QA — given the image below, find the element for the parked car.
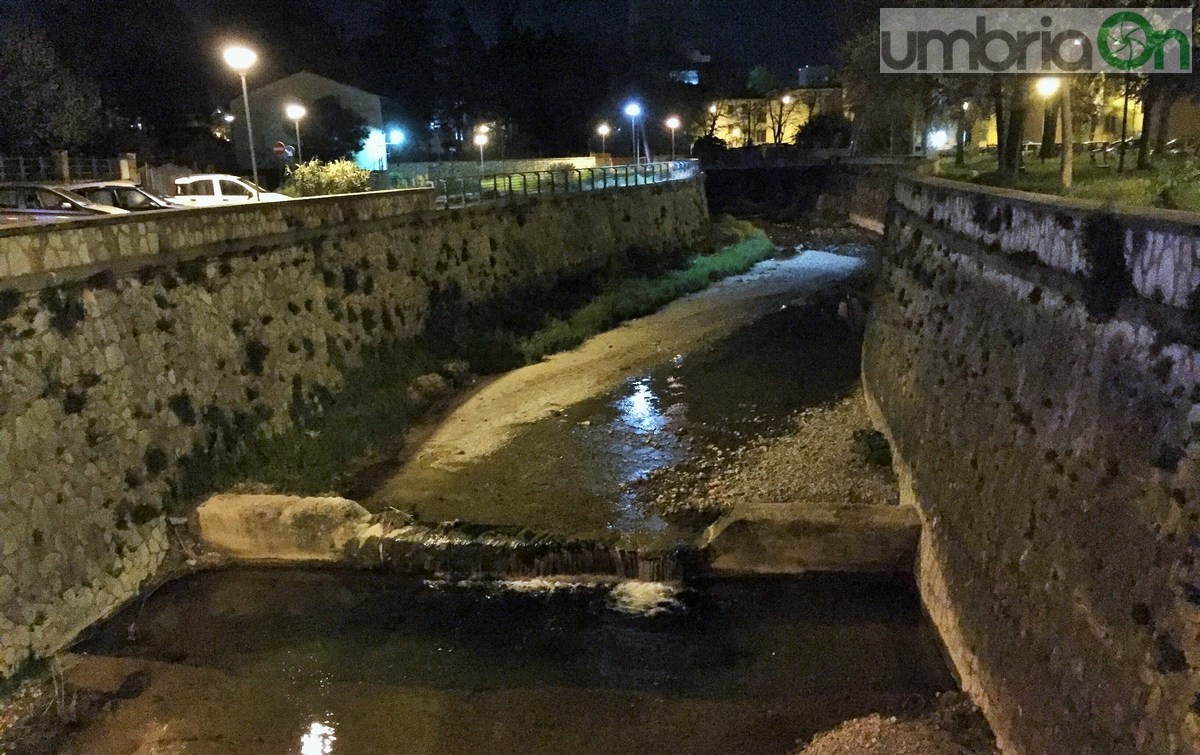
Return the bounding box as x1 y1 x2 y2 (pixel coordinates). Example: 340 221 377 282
0 182 129 227
170 174 289 206
66 180 177 212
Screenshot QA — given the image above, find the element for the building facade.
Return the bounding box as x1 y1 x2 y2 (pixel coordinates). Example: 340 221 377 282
707 87 845 147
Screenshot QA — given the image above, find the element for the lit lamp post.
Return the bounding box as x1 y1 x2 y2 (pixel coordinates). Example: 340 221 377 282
624 102 642 165
597 123 610 153
665 116 681 161
473 132 489 169
285 103 306 162
223 44 260 186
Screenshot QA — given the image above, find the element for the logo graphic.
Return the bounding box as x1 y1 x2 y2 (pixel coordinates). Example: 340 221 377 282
1097 11 1191 71
880 8 1192 74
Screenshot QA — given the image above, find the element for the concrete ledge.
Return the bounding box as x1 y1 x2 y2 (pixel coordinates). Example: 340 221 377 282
700 502 920 574
196 494 370 562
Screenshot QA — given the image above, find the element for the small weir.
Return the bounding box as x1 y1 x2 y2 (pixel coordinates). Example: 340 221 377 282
349 513 692 582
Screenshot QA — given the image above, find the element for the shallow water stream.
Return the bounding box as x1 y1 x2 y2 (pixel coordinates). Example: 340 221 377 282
66 569 954 754
367 250 868 547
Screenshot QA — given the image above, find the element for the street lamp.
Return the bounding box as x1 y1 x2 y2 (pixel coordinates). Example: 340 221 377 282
624 102 642 165
596 123 610 153
781 95 793 105
1035 76 1061 98
285 103 306 162
223 44 260 186
473 132 489 168
665 116 681 161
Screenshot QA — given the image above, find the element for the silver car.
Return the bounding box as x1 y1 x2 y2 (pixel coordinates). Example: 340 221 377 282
65 180 177 213
0 183 129 227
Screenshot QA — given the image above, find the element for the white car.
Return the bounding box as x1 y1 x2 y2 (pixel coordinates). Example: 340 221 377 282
170 174 290 207
0 182 129 227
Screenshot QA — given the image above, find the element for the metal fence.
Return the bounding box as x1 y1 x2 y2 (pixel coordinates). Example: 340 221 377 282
0 155 123 182
66 156 122 181
433 159 700 208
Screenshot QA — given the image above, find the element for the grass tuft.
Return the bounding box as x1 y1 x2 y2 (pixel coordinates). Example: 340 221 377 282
519 223 775 362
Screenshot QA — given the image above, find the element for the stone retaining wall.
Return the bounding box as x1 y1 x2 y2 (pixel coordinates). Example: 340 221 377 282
0 179 708 676
865 176 1200 753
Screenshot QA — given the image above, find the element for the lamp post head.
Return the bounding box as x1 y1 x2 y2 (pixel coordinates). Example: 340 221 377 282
223 45 258 73
624 102 642 118
388 129 405 145
1035 76 1061 98
223 113 235 123
708 104 718 114
781 95 793 105
665 116 681 130
285 103 306 121
597 123 611 136
476 124 490 134
473 133 489 147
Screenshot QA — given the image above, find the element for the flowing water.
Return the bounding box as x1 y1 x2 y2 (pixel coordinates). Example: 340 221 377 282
366 251 868 549
66 568 955 754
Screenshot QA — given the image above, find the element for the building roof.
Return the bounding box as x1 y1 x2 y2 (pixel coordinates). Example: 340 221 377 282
243 71 383 103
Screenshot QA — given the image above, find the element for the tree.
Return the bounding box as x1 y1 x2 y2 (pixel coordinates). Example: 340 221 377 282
0 22 101 152
746 66 781 97
765 96 800 144
355 0 439 124
303 96 368 161
31 0 211 132
795 113 853 149
839 28 930 155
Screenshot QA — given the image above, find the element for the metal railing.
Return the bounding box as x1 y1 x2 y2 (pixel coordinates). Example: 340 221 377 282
433 159 700 208
0 156 57 182
0 155 123 183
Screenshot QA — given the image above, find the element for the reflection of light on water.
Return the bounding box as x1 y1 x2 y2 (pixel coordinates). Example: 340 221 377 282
618 378 666 434
301 721 336 754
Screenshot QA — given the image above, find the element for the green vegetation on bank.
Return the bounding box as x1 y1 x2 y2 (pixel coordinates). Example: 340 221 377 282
519 219 775 361
280 159 372 197
165 218 777 501
932 155 1200 212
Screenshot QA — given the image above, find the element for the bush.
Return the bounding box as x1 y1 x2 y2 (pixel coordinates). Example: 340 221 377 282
852 428 893 467
1150 157 1200 210
281 159 372 197
795 113 853 150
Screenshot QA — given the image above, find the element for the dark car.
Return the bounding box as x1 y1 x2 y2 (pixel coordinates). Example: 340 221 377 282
0 182 128 227
65 181 177 212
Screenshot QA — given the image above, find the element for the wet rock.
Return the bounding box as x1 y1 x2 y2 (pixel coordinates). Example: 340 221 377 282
439 359 472 385
406 373 451 408
196 494 370 562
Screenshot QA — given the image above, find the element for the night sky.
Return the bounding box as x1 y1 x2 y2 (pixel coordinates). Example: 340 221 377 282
319 0 838 72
